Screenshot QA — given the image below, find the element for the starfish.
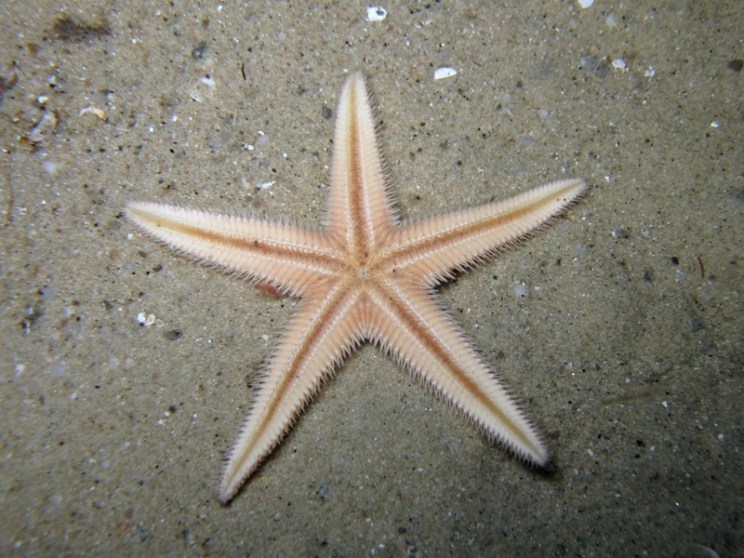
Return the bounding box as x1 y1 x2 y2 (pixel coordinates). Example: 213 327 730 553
126 72 586 503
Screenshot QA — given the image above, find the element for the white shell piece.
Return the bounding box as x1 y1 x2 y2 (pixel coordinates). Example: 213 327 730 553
434 67 457 80
612 58 628 72
366 6 387 22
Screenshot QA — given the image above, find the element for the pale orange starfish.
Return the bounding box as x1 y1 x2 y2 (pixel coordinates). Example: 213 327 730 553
126 72 586 503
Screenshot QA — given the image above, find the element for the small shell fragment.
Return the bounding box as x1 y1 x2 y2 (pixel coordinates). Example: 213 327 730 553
434 67 457 80
79 105 107 120
27 111 58 143
366 6 387 22
136 312 157 327
611 58 628 72
578 0 594 8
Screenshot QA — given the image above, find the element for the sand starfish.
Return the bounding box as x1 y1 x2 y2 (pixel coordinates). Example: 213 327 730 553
126 72 586 503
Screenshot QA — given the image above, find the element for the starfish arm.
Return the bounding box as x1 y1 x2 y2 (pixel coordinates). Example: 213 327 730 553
218 281 366 503
126 202 337 296
367 279 549 466
326 72 398 252
385 179 586 285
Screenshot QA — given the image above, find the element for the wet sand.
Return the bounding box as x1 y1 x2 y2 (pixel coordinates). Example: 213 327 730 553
1 2 741 555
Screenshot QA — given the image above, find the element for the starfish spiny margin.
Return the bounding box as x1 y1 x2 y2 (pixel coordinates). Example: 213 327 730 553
126 72 586 503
